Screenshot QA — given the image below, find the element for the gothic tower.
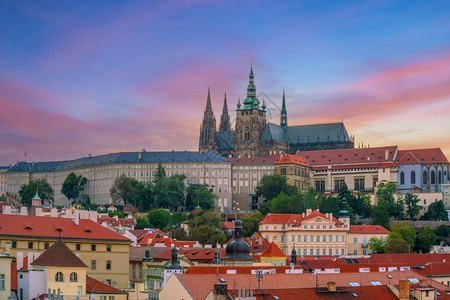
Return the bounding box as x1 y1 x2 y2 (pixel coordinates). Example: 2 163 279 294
219 93 231 132
281 87 287 131
199 87 218 151
234 66 267 157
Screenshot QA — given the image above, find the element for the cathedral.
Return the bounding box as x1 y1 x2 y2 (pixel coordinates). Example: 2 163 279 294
199 67 354 157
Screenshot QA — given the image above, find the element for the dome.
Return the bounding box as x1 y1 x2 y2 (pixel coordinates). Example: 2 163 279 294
223 218 253 259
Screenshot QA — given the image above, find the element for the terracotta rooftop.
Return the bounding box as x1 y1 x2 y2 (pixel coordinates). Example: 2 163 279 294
0 214 131 242
417 262 450 277
259 211 343 226
129 246 170 262
261 242 286 258
297 146 398 166
86 276 126 294
185 265 304 275
31 240 88 268
97 216 135 228
154 247 225 263
371 253 450 266
275 154 309 166
396 148 449 164
349 225 390 234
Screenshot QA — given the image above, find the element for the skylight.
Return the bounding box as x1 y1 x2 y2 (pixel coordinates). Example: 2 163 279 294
408 278 419 284
219 278 226 283
370 281 382 286
387 275 393 279
349 282 360 287
352 293 358 297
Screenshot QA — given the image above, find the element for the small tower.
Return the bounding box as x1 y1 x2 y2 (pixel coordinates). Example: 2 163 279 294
222 215 255 266
339 198 350 228
199 87 218 151
291 243 297 266
31 189 42 207
219 93 231 132
163 245 184 288
212 248 222 265
280 87 288 131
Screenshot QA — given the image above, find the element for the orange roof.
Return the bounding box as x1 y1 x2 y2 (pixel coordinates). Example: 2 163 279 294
396 148 449 164
185 265 303 275
371 253 450 266
221 221 236 230
86 276 126 294
261 242 286 258
31 240 88 268
298 146 398 166
259 214 303 224
0 214 131 242
349 225 390 234
275 154 309 166
97 216 135 228
303 209 342 224
417 262 450 277
154 248 224 263
228 154 281 165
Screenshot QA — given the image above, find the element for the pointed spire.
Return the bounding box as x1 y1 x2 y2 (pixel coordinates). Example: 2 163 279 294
237 96 241 110
222 93 228 114
206 87 212 111
280 86 288 130
219 93 231 131
33 188 42 200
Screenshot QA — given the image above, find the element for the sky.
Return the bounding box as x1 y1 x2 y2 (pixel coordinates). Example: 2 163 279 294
1 0 450 165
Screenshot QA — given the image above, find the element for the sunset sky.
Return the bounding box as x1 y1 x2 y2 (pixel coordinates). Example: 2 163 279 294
1 1 449 165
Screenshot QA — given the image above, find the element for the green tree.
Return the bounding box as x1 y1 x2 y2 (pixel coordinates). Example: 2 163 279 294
416 226 438 253
61 172 87 202
377 182 404 219
434 225 450 245
155 160 166 180
255 174 297 201
385 232 409 253
349 193 372 219
390 222 416 250
188 211 227 246
192 185 216 211
241 211 264 237
371 200 390 229
109 174 134 206
166 174 186 211
19 179 54 207
369 237 386 254
404 193 422 220
423 200 448 221
172 226 188 240
147 208 172 230
135 217 150 229
319 195 341 218
133 181 154 211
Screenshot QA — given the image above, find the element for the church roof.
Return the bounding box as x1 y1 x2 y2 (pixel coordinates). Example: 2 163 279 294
286 122 351 145
396 148 448 164
217 131 235 151
260 123 286 143
31 240 88 268
8 151 229 173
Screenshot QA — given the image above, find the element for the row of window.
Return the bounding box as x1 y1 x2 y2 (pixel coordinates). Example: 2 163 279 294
315 178 374 192
90 260 112 270
268 235 346 243
55 271 78 282
295 248 345 256
264 224 335 230
401 170 447 185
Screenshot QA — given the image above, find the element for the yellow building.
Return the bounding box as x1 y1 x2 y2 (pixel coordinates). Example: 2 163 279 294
0 213 131 289
274 154 310 192
259 242 287 266
0 254 13 299
258 208 389 257
0 167 8 197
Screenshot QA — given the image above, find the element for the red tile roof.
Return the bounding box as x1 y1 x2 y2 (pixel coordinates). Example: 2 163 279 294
396 148 449 164
97 216 135 228
275 154 309 166
86 276 126 294
0 215 131 242
297 146 398 166
149 238 196 248
417 262 450 276
221 221 236 230
228 154 281 165
349 225 390 234
303 209 343 224
261 242 286 258
154 247 224 263
259 214 303 225
371 253 450 266
185 265 303 275
31 240 88 268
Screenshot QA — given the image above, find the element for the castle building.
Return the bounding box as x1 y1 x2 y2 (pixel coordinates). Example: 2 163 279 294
199 66 354 158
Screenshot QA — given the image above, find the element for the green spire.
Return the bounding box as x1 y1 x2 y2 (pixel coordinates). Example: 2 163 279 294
339 197 349 218
33 188 42 200
237 97 241 110
243 65 260 110
195 202 202 210
280 87 287 130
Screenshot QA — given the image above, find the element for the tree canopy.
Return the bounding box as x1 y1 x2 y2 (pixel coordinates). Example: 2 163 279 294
422 200 448 221
384 232 409 253
255 174 297 201
19 179 54 207
61 172 87 202
404 193 422 220
109 174 134 206
147 208 171 230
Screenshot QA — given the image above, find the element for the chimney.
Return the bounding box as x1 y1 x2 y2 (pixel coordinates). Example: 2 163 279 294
89 211 97 222
302 212 305 218
3 205 11 214
27 251 33 269
418 279 428 287
73 210 79 226
50 208 57 217
5 242 11 255
17 252 23 270
306 209 312 216
214 284 228 295
398 279 410 300
114 215 119 221
329 214 333 220
20 206 28 216
385 149 389 160
326 281 337 292
138 152 142 160
35 207 42 217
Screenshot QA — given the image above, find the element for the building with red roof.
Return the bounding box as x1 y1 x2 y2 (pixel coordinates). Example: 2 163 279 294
259 242 287 266
297 146 399 194
97 215 135 234
274 153 310 192
0 214 131 289
395 148 449 194
258 209 389 257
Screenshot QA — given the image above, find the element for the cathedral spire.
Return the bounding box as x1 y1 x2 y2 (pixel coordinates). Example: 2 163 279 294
243 65 259 110
280 86 287 131
219 92 231 131
206 87 212 112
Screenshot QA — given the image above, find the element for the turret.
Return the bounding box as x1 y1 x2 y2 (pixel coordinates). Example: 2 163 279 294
281 87 287 130
219 93 231 131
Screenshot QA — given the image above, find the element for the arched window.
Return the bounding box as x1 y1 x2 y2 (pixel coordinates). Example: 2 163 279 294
55 272 63 282
431 170 436 185
400 172 405 185
423 170 427 185
70 272 78 282
411 171 416 184
438 170 442 184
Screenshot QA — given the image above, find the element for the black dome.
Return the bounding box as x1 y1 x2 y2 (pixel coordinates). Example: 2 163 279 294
223 218 253 259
